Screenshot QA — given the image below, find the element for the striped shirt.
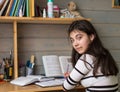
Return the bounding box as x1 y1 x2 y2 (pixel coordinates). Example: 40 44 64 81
63 54 119 92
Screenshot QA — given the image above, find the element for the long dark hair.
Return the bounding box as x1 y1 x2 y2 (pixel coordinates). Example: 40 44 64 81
68 20 119 76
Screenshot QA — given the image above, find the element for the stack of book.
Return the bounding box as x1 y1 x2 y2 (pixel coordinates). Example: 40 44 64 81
0 0 35 17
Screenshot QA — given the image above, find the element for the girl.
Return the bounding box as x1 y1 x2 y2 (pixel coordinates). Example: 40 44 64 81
63 20 119 92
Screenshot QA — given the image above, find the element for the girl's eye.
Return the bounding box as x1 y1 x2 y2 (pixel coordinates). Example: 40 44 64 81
70 38 74 43
76 36 82 40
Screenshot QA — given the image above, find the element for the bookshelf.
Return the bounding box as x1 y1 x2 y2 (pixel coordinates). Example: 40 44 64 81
112 0 120 8
0 16 90 78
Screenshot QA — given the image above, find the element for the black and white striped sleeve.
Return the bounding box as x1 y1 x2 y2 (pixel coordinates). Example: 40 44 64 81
63 54 94 91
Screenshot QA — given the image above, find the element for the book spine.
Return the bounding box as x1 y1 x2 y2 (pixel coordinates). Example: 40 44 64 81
0 0 6 10
26 0 29 17
15 0 24 16
9 0 17 16
5 0 14 16
31 0 35 17
13 0 19 16
0 0 9 16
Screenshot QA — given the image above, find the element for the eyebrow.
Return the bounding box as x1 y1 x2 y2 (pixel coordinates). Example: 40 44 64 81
76 34 82 38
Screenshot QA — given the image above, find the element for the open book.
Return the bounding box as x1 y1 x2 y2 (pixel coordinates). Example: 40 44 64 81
42 55 73 77
10 75 54 86
35 78 65 87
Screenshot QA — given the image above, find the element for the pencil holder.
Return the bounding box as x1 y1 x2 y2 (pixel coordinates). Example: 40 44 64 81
0 65 4 81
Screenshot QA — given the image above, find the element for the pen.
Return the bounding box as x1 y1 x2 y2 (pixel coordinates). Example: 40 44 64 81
64 64 70 78
66 64 69 73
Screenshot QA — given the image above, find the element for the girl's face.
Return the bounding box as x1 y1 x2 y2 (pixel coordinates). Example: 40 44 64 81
70 30 94 54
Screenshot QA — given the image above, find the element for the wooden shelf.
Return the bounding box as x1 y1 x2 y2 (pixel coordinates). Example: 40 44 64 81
0 16 90 24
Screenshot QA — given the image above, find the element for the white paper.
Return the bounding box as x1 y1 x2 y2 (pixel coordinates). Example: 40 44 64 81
59 56 73 74
42 55 62 77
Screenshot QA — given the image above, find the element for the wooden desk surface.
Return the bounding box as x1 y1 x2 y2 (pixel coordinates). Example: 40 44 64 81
0 82 85 92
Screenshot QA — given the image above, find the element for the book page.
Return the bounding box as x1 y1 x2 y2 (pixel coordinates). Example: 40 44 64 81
59 56 73 74
42 55 63 77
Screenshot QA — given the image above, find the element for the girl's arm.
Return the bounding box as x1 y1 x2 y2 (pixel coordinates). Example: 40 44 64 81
63 54 94 91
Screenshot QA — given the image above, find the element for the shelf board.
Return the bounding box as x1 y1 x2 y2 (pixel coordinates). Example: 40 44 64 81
0 16 90 24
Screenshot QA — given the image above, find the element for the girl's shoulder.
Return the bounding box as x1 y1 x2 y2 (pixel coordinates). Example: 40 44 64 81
76 54 95 69
80 54 96 64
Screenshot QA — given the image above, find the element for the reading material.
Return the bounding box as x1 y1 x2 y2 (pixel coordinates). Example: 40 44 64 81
10 75 54 86
42 55 73 77
35 78 65 87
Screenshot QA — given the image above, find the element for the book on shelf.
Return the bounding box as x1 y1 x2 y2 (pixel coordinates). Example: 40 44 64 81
42 55 73 77
25 0 29 17
9 0 18 16
0 0 9 16
12 0 20 16
0 0 6 10
17 0 26 16
0 0 37 17
13 0 21 16
10 75 55 86
14 0 24 16
29 0 35 17
5 0 13 16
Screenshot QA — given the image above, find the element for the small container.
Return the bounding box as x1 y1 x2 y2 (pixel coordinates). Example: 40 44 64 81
0 61 4 81
53 5 60 18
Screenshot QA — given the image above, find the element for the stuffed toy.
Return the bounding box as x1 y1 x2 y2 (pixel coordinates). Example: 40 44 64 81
60 1 84 18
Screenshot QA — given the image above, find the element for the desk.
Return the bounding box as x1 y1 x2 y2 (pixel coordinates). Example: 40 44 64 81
0 82 85 92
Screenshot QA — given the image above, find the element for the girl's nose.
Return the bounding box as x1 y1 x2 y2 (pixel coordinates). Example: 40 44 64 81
73 40 79 47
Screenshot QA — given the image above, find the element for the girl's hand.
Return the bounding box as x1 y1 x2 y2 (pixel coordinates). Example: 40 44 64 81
64 72 70 78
